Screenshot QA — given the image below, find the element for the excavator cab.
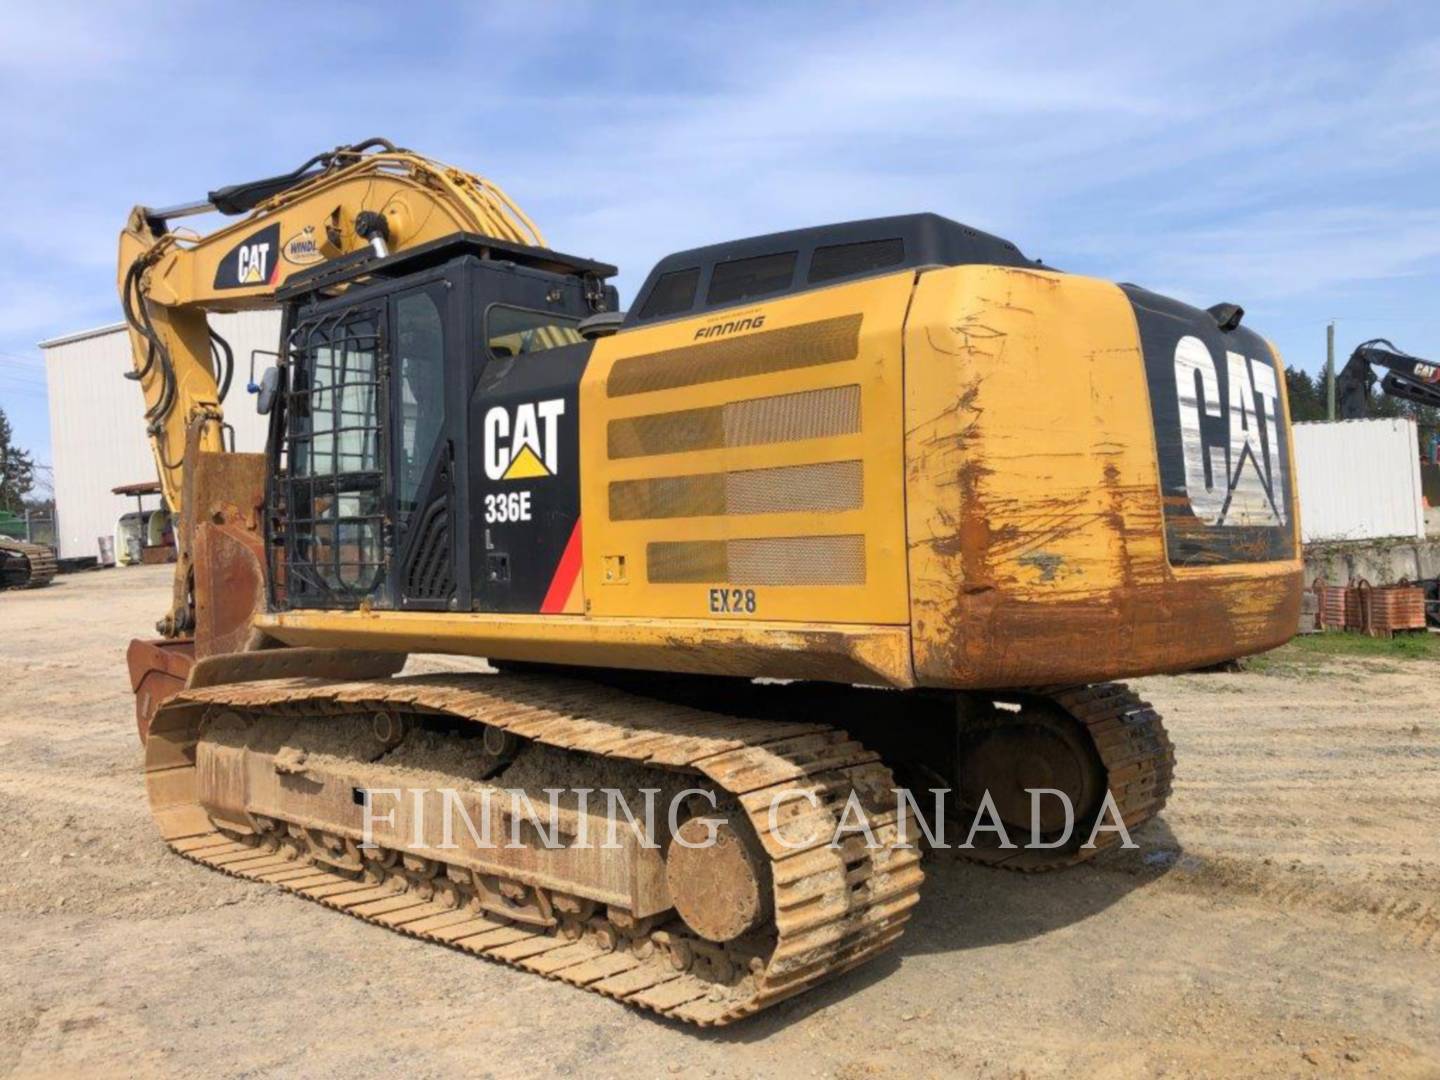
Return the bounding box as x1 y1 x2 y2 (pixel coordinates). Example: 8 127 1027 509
264 235 617 616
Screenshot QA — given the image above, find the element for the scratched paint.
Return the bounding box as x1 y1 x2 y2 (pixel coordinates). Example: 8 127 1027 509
903 265 1301 689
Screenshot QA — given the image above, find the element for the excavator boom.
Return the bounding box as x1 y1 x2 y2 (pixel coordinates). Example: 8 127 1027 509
119 139 544 517
118 140 549 641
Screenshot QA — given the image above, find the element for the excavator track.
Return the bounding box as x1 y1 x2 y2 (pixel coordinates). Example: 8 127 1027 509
956 682 1175 872
0 538 57 589
146 673 925 1026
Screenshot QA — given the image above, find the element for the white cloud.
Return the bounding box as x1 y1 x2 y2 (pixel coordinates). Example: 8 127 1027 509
2 0 1438 417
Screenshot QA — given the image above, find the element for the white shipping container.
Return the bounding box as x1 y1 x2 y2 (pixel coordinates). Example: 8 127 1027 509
1292 418 1425 543
41 312 283 560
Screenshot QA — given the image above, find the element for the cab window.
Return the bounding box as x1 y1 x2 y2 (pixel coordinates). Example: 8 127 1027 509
638 267 700 320
486 306 582 359
395 290 446 526
706 251 797 305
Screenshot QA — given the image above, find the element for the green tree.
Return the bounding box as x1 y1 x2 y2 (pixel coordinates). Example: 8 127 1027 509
1283 367 1326 422
0 408 36 512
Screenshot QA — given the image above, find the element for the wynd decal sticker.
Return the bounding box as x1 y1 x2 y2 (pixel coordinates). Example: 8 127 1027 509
281 225 323 266
483 399 565 481
213 223 282 289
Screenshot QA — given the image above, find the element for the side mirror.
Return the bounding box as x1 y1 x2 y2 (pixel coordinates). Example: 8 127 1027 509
578 311 625 339
255 366 281 415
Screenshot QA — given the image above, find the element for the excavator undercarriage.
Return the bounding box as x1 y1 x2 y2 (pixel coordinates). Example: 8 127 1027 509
147 668 1171 1022
0 537 57 590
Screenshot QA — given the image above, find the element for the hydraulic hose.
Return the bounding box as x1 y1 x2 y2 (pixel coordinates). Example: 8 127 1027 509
209 327 234 403
120 254 178 423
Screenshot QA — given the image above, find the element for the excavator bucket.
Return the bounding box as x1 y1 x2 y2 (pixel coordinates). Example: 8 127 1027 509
126 637 194 743
127 450 268 742
190 453 269 661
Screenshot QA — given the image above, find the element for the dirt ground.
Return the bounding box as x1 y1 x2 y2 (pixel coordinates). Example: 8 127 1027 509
1 565 1437 1078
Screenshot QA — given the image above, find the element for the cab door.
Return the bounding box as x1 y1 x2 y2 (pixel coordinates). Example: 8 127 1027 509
390 283 455 609
468 268 592 614
277 301 389 610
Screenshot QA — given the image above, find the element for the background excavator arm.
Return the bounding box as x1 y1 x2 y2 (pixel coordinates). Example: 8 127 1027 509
1336 338 1440 420
117 139 545 641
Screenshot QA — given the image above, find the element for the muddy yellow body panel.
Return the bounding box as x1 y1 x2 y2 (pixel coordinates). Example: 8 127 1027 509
903 266 1300 687
257 262 1301 689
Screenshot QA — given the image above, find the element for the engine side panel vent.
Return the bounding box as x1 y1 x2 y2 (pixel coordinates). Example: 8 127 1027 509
608 385 861 459
581 270 913 625
606 313 861 397
611 460 863 521
647 535 866 586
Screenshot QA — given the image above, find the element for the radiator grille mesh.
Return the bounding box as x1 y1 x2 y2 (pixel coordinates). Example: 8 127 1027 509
608 385 861 460
647 535 866 585
611 460 862 521
607 313 862 397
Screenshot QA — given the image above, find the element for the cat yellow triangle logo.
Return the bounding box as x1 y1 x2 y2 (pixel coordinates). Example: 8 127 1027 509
502 444 551 480
482 398 566 482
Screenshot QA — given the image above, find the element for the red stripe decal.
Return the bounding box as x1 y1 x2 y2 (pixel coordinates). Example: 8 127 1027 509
539 518 583 613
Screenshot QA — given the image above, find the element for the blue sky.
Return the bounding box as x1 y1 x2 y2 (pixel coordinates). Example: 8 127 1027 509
3 1 1439 482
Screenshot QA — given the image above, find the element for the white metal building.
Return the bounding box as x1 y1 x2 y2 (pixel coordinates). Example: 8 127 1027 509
1292 418 1427 544
41 311 282 559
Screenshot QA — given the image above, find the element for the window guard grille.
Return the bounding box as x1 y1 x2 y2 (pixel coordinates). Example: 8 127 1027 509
272 305 389 608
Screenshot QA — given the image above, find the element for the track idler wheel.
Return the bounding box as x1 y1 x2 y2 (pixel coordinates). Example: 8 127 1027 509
664 815 771 943
956 700 1106 844
951 684 1175 871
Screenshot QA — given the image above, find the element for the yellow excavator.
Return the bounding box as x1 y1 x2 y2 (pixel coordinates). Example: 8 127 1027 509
119 139 1301 1024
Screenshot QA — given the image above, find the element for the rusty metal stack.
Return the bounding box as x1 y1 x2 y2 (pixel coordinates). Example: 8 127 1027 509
1316 583 1358 631
1354 580 1427 636
1313 579 1428 637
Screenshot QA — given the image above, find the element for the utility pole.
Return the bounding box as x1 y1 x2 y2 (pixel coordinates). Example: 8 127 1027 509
1325 320 1336 420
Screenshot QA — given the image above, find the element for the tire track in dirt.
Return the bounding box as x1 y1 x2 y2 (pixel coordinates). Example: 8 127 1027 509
1129 665 1439 959
1120 850 1440 953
